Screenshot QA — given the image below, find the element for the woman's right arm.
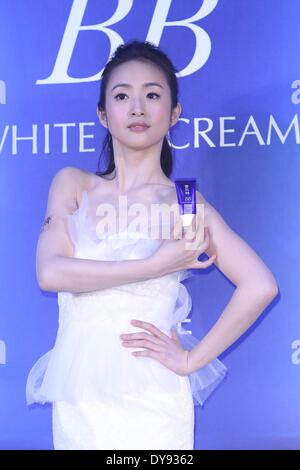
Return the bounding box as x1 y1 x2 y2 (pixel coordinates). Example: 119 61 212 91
38 252 159 294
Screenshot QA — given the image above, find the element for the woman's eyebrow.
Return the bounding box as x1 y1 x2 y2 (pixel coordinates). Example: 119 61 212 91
111 82 164 91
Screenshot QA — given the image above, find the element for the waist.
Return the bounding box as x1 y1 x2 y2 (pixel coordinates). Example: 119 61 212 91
58 280 180 331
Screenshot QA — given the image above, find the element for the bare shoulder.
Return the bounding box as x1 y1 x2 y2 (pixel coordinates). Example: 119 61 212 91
51 165 92 190
50 165 87 192
48 166 95 211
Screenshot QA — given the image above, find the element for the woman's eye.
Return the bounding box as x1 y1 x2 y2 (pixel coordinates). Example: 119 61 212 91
147 92 160 99
114 93 127 100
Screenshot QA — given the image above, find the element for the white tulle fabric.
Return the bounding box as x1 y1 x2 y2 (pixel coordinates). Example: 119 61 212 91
26 191 228 411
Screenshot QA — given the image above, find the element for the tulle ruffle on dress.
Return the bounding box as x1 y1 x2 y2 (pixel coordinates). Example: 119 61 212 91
26 190 228 408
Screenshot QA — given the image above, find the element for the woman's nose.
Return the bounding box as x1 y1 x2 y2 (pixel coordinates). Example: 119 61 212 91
130 98 145 116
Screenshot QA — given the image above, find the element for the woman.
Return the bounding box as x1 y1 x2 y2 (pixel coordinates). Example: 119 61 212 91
26 40 278 450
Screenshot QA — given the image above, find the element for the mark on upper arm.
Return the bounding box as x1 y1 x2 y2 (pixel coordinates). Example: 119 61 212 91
40 215 52 233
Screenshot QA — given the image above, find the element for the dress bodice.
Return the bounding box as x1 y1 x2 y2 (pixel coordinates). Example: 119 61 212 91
58 189 192 333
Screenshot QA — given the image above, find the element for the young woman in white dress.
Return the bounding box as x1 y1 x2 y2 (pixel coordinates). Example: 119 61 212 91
26 40 278 450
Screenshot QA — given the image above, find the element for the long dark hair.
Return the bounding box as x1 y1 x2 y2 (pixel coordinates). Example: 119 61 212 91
96 40 179 179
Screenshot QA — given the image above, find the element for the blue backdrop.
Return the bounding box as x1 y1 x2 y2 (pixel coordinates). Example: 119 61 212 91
0 0 299 450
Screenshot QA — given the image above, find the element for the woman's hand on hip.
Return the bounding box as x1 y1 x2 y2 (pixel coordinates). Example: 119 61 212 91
120 319 190 376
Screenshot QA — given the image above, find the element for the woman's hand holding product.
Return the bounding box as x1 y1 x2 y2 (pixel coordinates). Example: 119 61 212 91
151 220 217 277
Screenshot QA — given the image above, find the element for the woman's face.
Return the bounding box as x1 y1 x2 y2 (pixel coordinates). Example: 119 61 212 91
98 60 180 150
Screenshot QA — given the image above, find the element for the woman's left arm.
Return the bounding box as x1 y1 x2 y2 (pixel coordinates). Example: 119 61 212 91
188 191 279 373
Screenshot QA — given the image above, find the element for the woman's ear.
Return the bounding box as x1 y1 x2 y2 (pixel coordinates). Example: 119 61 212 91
170 102 182 127
97 107 108 129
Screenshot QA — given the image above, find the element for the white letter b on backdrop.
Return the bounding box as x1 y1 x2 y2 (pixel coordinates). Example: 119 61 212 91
36 0 133 85
147 0 218 77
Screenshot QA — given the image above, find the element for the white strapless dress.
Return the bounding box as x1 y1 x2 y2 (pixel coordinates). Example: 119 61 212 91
26 191 228 450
